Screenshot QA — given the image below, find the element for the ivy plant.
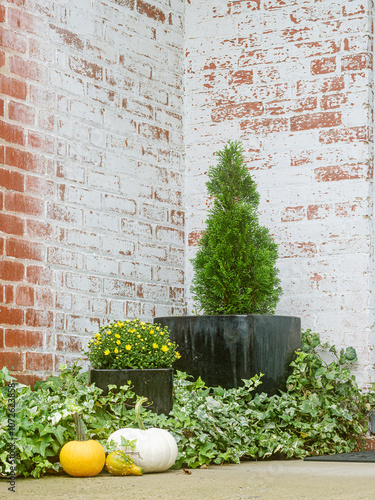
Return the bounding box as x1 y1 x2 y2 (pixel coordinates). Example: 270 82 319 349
0 330 370 478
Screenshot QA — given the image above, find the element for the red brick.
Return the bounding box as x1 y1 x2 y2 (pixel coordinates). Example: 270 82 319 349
212 102 263 122
0 26 27 54
49 24 85 50
0 5 5 23
342 53 371 72
5 147 46 173
315 164 366 182
0 351 23 371
290 112 341 132
35 288 53 308
9 55 45 81
0 145 4 162
137 0 165 22
26 219 54 239
229 70 253 86
0 167 25 191
0 213 24 236
6 238 44 261
0 305 24 326
188 230 203 247
15 285 35 306
319 126 368 144
240 117 289 135
0 284 14 304
14 373 44 388
25 175 54 196
26 309 54 328
0 74 27 100
69 55 103 80
311 56 336 75
321 93 348 110
26 265 52 285
7 8 41 35
139 123 169 142
296 76 344 95
307 204 330 220
28 131 55 153
26 351 53 371
0 121 24 145
0 328 3 349
5 328 43 348
4 192 44 216
281 206 305 222
8 100 36 125
0 99 3 116
0 259 24 281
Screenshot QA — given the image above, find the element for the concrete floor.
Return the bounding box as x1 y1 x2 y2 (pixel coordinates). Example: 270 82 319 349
3 459 375 500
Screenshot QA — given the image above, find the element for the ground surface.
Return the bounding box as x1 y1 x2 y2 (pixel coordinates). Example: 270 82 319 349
2 460 375 499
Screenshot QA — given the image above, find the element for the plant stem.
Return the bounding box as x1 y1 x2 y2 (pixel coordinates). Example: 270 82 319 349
73 412 86 441
135 397 148 430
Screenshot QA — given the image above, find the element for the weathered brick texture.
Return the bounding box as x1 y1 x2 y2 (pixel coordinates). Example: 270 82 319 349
185 1 374 388
1 0 185 384
1 0 375 390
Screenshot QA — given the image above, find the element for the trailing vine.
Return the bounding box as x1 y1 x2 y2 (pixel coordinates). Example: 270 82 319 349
0 330 370 477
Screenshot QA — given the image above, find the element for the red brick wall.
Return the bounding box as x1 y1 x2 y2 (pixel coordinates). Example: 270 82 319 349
0 0 185 385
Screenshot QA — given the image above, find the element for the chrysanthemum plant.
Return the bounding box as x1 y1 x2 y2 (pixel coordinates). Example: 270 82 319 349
84 319 181 369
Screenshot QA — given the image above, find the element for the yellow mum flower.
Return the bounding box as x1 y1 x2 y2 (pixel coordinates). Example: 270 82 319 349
116 340 121 345
150 330 154 334
168 342 172 346
162 345 169 352
115 333 121 339
137 334 141 338
104 350 110 355
156 327 160 331
126 319 131 323
160 331 164 336
114 348 119 354
125 344 131 351
175 352 181 359
153 343 158 349
140 322 145 326
142 346 145 350
95 333 101 339
107 330 112 335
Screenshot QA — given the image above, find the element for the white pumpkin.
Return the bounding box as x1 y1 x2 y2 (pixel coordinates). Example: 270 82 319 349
108 398 178 473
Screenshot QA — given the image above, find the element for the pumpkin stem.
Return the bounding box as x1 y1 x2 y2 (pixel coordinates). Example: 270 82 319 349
73 412 86 441
135 397 148 430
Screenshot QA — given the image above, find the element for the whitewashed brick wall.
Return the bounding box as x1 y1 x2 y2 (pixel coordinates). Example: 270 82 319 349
184 1 375 388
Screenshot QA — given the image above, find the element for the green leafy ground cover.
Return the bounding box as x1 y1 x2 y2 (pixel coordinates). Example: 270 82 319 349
0 330 370 478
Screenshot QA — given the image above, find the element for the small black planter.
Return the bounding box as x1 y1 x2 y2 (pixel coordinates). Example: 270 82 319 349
154 315 301 394
89 368 173 415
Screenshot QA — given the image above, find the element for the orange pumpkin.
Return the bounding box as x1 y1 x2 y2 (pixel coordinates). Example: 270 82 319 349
60 413 105 477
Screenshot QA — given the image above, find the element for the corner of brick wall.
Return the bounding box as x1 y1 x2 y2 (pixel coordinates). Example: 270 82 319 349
0 0 185 385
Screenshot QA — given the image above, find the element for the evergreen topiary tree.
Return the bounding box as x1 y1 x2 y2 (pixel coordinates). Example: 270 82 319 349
191 140 282 315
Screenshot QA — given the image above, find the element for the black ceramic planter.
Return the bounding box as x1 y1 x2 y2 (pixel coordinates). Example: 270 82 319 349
89 368 173 415
154 315 301 394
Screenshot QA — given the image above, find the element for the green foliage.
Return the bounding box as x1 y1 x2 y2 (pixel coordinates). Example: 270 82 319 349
84 318 180 369
191 140 282 314
0 331 369 478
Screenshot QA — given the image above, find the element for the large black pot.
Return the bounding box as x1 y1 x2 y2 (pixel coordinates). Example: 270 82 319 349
89 368 173 415
154 315 301 394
